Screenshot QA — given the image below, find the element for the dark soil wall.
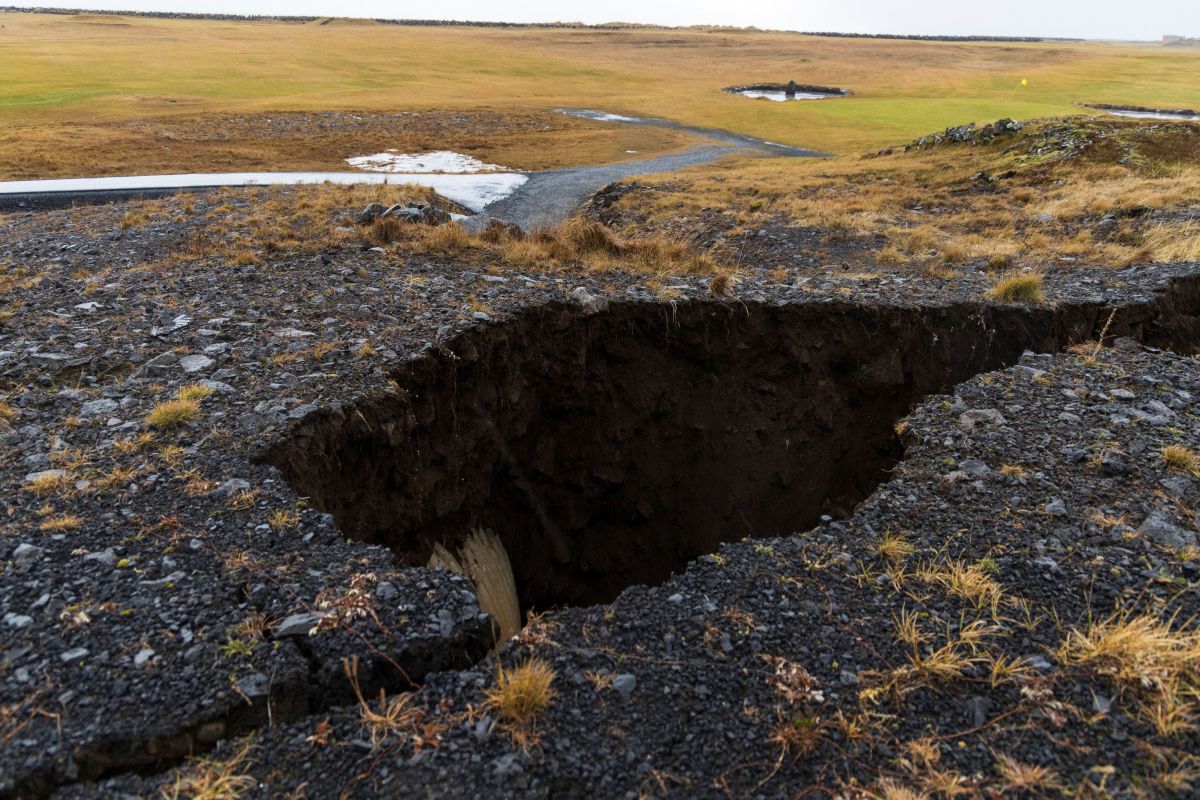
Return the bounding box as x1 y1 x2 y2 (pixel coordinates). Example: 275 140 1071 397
262 280 1200 612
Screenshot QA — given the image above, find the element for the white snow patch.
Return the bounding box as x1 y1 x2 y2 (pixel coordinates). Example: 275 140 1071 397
345 150 510 174
0 172 528 213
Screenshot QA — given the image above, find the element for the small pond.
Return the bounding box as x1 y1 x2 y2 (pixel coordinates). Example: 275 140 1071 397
1086 104 1200 122
725 82 848 102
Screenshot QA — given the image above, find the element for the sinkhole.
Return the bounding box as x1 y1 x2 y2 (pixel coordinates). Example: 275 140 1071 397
262 289 1200 615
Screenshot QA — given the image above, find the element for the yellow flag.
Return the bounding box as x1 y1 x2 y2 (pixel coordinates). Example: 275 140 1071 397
1021 78 1029 86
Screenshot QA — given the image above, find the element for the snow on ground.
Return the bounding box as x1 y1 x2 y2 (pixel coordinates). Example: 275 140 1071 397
345 150 510 173
0 172 529 212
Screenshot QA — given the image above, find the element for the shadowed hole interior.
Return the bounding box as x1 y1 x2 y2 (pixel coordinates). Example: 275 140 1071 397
262 289 1200 614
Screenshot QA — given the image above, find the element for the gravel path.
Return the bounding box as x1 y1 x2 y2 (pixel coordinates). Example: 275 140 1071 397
464 145 735 232
468 110 826 231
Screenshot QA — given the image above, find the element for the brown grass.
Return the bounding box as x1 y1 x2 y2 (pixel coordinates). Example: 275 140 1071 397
177 383 215 403
987 271 1044 303
483 657 556 735
1143 220 1200 263
38 514 84 532
368 215 413 246
160 739 256 800
419 222 471 255
145 398 201 429
1057 609 1200 736
429 528 522 645
24 471 73 494
617 118 1200 276
1162 444 1200 475
709 272 734 296
917 559 1004 611
877 532 915 563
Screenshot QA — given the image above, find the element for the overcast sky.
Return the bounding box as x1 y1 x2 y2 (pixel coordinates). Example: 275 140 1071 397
27 0 1200 40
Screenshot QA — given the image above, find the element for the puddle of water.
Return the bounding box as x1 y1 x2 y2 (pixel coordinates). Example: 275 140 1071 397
733 89 839 102
560 109 641 123
345 150 510 173
1104 108 1200 121
0 172 528 212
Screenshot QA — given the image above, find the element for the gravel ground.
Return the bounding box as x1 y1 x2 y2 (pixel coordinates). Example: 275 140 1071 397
3 195 1200 798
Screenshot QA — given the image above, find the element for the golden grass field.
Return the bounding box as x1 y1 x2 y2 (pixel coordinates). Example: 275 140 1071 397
3 10 1200 178
615 117 1200 277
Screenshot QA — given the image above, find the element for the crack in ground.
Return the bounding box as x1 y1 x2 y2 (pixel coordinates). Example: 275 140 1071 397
267 280 1200 615
32 277 1200 796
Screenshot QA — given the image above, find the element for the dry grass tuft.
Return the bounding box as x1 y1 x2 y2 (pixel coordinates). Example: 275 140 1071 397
863 610 996 703
342 656 440 749
865 778 930 800
493 216 715 274
708 272 734 295
874 246 908 266
268 509 300 531
0 400 17 424
1057 610 1200 691
554 217 624 256
146 382 218 429
483 657 556 734
429 528 521 645
994 754 1061 793
177 383 215 403
160 739 256 800
420 222 471 255
998 464 1027 480
145 398 201 429
39 514 84 532
878 531 915 563
1161 444 1200 475
1143 220 1200 263
917 558 1003 611
987 271 1044 303
368 215 412 245
24 471 73 494
1057 609 1200 735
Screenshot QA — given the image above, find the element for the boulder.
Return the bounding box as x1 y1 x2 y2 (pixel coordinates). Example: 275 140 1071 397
356 203 388 225
419 205 452 226
382 205 425 223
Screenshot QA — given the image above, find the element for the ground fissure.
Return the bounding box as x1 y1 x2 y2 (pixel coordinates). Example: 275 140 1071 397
264 283 1200 615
